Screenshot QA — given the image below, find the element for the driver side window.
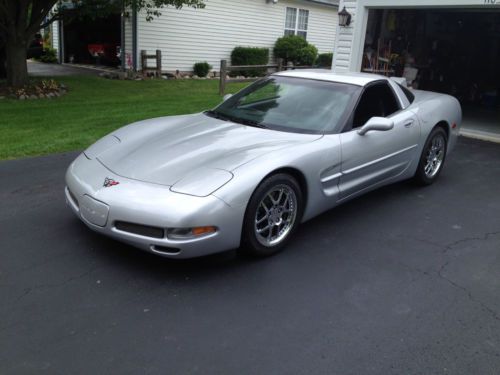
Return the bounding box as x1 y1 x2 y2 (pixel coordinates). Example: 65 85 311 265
352 82 400 128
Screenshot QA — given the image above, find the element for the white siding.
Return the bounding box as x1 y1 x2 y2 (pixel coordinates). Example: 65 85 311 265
137 0 338 72
123 14 134 69
51 20 59 59
332 0 358 72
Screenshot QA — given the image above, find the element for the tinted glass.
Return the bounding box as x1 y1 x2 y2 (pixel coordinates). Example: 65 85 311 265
352 82 400 128
398 83 415 103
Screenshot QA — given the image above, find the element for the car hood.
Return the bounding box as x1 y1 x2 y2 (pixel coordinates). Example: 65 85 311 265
94 113 321 186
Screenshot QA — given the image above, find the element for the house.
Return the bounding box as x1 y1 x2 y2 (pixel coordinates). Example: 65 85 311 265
51 0 339 73
332 0 500 137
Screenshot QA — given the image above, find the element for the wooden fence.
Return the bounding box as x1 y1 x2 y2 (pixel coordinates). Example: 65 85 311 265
218 58 314 95
141 50 162 77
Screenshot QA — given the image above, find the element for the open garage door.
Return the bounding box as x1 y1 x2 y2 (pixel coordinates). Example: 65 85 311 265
62 13 122 68
362 8 500 137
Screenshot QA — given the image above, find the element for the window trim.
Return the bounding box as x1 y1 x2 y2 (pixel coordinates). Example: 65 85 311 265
284 7 309 39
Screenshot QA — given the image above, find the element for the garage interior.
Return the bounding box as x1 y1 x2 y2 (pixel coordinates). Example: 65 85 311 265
362 9 500 137
62 13 121 67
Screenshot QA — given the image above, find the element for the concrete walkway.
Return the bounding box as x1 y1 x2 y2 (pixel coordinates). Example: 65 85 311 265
27 60 101 76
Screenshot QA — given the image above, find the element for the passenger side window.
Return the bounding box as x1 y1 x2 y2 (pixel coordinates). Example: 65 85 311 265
352 82 400 128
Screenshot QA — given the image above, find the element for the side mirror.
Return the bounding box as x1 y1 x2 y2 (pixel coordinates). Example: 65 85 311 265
357 117 394 136
222 94 233 101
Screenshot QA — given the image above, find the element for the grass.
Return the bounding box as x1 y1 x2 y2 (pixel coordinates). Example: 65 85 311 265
0 76 248 160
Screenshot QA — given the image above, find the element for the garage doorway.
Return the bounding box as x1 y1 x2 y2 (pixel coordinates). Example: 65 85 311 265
62 13 121 67
362 9 500 137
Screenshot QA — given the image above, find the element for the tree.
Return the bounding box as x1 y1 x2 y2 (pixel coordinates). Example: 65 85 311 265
0 0 205 87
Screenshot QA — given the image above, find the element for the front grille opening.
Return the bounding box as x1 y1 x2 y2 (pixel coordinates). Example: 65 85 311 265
67 188 79 208
151 245 181 255
115 221 165 239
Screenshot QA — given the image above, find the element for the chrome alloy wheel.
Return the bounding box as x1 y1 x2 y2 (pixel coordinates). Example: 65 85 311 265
254 184 298 247
424 134 446 178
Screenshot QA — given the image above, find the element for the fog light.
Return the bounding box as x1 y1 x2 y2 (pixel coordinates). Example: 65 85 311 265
167 226 217 240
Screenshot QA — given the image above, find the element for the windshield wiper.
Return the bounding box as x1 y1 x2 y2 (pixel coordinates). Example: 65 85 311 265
235 118 267 129
205 110 232 122
205 110 267 129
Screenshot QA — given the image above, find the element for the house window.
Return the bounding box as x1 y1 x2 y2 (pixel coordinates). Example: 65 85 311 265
285 7 309 39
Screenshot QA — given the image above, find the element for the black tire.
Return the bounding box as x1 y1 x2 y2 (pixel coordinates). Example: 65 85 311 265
414 127 448 186
241 173 303 257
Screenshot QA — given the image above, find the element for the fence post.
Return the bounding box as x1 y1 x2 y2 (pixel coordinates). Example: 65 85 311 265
140 50 146 74
219 59 227 96
277 58 283 72
156 49 162 77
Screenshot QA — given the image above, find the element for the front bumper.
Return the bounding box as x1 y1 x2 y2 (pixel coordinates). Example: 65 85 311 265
65 153 245 258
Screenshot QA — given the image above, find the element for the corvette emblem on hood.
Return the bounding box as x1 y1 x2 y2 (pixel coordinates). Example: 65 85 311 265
103 177 120 188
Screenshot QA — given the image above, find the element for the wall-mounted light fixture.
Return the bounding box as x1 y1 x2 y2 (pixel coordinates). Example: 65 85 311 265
266 0 278 4
338 6 352 27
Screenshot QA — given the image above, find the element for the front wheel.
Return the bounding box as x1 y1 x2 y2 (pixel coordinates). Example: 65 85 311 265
414 127 448 185
241 174 303 257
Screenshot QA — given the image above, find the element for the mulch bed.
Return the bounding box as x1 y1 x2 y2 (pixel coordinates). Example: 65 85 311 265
0 79 67 100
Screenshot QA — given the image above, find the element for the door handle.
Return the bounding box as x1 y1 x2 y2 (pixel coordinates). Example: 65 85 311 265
404 120 414 128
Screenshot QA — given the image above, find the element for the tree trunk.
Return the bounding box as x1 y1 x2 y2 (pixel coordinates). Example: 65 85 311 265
5 39 29 87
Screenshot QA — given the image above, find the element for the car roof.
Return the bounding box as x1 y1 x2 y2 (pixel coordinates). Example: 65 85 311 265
273 69 388 87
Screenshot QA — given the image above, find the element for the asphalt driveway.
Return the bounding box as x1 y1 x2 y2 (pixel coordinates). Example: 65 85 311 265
1 137 499 374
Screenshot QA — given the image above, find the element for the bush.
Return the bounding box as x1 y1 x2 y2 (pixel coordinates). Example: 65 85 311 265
230 47 269 77
296 44 318 66
316 53 333 68
193 61 212 77
39 48 58 63
274 35 308 65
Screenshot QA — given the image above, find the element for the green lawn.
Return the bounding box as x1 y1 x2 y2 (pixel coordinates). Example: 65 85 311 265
0 76 248 160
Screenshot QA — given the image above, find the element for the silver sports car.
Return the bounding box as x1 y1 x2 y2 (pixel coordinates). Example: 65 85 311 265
65 71 461 258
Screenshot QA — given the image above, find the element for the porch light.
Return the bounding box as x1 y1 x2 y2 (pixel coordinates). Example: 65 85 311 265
338 6 352 27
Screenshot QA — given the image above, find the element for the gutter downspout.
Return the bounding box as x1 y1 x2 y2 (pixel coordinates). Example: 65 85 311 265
59 20 64 63
120 6 125 71
132 5 138 71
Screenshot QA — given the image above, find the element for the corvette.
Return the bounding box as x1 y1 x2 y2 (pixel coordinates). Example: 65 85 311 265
65 70 461 258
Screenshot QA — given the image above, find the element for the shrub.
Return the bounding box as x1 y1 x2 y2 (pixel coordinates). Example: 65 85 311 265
296 44 318 66
230 47 269 77
193 61 212 77
274 35 310 65
316 53 333 68
39 48 58 63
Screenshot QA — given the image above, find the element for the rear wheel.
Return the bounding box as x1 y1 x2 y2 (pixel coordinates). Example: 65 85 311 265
241 174 303 257
414 127 448 185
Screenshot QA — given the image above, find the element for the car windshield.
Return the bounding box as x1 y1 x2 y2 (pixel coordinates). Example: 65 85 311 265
208 76 360 134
